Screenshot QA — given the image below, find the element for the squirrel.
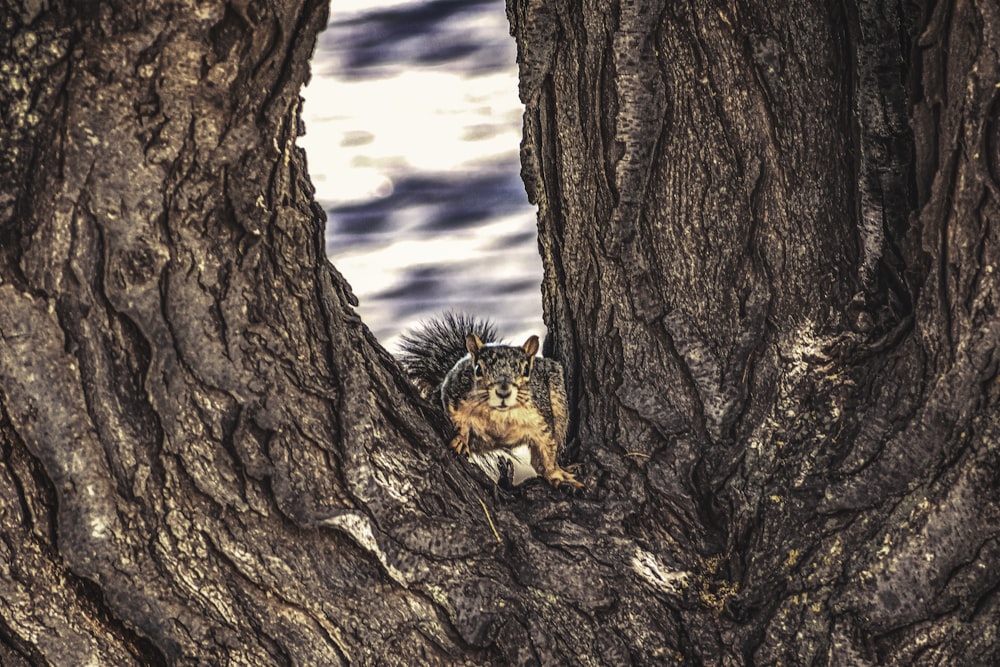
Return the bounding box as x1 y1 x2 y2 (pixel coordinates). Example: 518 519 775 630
398 313 582 489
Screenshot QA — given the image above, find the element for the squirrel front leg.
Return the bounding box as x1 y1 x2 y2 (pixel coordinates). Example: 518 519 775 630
447 406 471 455
529 436 583 489
449 431 470 456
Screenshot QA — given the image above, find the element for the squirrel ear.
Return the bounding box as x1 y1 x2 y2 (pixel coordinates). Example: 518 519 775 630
522 335 539 357
466 333 484 357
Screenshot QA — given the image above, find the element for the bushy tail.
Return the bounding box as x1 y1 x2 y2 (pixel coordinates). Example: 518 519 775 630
398 312 498 399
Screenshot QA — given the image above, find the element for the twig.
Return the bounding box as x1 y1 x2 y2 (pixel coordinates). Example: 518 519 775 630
478 498 502 543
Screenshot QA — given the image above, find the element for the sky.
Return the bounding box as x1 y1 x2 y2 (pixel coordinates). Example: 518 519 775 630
298 0 546 349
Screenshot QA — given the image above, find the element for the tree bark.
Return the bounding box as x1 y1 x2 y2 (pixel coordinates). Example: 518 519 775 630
0 0 998 665
512 0 1000 662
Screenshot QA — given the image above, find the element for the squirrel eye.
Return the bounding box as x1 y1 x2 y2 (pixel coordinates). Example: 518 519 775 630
473 363 483 378
522 363 530 377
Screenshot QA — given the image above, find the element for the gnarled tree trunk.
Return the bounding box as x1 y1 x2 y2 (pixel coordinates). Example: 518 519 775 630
0 0 997 664
513 0 999 662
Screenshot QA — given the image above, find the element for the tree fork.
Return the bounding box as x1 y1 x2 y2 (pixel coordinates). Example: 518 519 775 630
0 0 997 664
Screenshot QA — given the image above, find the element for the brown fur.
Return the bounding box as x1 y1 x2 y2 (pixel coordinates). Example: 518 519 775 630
401 315 581 489
446 335 580 488
546 363 569 448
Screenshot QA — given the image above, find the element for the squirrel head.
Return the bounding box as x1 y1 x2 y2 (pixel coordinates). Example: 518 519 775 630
465 333 539 410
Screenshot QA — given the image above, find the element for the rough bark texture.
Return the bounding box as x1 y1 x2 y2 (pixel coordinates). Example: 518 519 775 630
0 0 997 665
0 0 498 663
514 0 1000 663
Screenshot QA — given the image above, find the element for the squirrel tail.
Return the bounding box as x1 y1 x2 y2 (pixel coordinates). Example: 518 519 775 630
398 312 499 398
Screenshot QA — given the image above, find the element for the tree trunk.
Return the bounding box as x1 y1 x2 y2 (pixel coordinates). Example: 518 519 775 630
0 0 997 665
514 0 1000 662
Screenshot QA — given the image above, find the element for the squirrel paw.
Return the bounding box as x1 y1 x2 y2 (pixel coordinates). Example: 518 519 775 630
545 467 583 490
449 435 470 456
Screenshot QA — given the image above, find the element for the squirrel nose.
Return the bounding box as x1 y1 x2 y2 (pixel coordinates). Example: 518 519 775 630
495 383 512 399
